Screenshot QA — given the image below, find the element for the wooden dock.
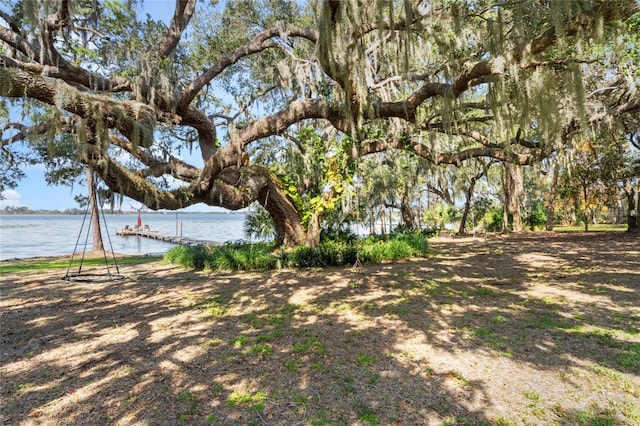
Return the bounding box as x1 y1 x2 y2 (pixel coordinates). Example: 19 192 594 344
115 228 220 246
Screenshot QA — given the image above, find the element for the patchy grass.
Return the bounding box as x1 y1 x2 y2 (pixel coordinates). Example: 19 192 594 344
554 224 627 232
2 232 638 425
355 354 376 366
226 390 267 411
0 254 159 274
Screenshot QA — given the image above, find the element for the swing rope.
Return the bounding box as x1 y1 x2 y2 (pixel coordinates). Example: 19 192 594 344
63 178 125 282
99 201 121 276
64 201 91 278
351 159 364 273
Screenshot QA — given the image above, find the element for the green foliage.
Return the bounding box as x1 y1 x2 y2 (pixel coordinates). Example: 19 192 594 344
246 343 273 357
423 204 460 230
198 297 230 318
284 358 303 371
287 240 358 268
244 204 277 241
269 126 355 231
204 242 277 271
4 0 639 250
292 336 325 355
358 231 430 264
164 244 211 269
358 412 380 426
524 200 547 231
483 207 507 232
286 231 429 268
165 242 276 271
164 231 430 271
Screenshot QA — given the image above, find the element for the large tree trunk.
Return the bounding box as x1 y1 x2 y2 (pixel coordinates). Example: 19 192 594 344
626 184 639 232
458 164 489 235
502 200 509 233
637 186 640 231
400 192 416 230
637 185 640 230
305 213 322 247
87 167 104 252
546 162 560 231
503 162 524 232
582 185 590 232
256 171 306 248
458 176 479 235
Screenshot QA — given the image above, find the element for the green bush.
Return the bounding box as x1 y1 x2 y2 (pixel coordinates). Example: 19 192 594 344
524 200 547 231
166 243 275 271
391 231 430 255
286 240 358 268
357 231 429 263
164 244 210 269
205 243 276 271
484 207 506 232
164 232 429 271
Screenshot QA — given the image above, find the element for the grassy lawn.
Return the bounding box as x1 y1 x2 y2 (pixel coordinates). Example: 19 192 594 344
553 223 628 232
0 254 161 275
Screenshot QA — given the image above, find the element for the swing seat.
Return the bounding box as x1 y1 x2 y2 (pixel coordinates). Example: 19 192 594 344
351 257 363 273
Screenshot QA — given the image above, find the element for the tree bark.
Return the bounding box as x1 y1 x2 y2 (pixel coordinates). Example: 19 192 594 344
400 193 416 230
305 212 322 247
87 167 104 252
458 175 479 235
503 162 524 232
546 162 560 231
626 184 639 232
255 167 306 247
458 163 490 235
583 186 590 232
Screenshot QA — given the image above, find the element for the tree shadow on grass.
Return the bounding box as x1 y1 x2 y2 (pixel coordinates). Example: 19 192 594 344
1 232 638 425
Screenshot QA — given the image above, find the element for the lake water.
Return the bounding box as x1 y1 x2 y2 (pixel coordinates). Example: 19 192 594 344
0 213 248 260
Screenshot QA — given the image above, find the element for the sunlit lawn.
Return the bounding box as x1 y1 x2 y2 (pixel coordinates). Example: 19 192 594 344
553 223 627 232
0 255 160 274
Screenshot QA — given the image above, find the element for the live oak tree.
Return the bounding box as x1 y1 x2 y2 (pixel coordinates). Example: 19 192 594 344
1 0 638 246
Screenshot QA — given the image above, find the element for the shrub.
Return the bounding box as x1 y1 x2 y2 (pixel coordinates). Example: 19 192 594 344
358 231 429 262
524 200 547 230
286 240 358 268
205 242 276 271
165 232 429 271
484 207 506 232
164 244 210 269
244 205 276 241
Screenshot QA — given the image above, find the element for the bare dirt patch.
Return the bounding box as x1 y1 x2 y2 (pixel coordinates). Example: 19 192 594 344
1 232 639 425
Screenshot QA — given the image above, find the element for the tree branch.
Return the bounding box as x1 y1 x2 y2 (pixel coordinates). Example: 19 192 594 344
0 55 131 92
237 98 343 148
0 25 40 60
157 0 197 58
0 66 154 147
375 0 638 117
358 137 538 166
108 136 200 182
177 27 318 111
1 118 76 147
39 0 71 66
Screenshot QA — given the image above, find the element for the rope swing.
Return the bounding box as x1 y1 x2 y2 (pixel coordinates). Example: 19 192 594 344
63 177 125 283
350 157 364 274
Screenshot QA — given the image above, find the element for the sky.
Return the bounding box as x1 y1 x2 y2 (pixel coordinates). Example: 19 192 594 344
0 1 225 212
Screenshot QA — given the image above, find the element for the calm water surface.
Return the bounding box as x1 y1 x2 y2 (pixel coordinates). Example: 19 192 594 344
0 213 247 260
